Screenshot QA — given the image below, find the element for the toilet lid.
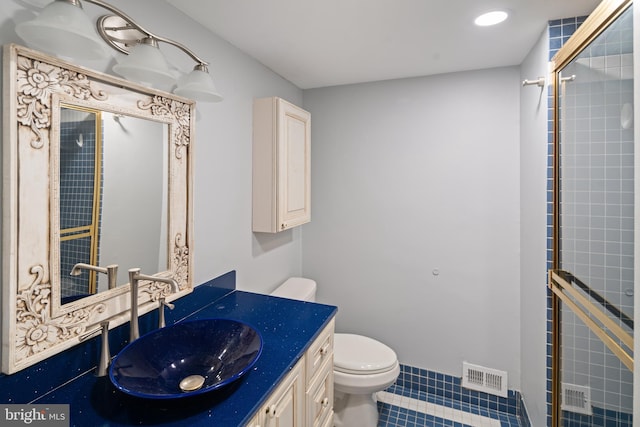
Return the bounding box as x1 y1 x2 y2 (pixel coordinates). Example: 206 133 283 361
333 333 397 375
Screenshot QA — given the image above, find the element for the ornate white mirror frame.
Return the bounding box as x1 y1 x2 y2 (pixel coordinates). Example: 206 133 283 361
2 44 194 374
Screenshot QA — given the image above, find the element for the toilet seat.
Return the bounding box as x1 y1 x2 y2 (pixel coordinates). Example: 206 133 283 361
334 333 397 375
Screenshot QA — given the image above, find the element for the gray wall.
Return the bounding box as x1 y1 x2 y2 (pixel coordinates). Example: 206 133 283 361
100 113 166 289
301 67 522 387
519 27 551 427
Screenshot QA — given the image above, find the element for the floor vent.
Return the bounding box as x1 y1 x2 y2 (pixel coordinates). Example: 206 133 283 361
562 384 592 415
462 362 508 398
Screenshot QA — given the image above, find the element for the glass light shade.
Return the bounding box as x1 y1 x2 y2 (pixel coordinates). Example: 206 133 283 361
174 68 223 102
474 10 509 26
15 0 107 60
112 42 176 87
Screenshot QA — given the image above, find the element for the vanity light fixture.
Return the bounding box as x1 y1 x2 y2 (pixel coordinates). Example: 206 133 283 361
15 0 223 102
474 10 509 27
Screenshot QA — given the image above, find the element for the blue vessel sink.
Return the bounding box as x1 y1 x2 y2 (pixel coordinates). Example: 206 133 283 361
109 318 263 399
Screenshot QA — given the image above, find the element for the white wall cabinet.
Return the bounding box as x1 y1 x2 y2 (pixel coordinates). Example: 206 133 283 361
253 97 311 233
247 319 334 427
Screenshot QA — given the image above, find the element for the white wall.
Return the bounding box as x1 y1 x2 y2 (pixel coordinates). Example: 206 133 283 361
519 27 551 426
0 0 306 294
301 68 522 386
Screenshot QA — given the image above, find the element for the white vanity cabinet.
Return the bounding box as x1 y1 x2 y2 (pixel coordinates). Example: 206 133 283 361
304 321 334 427
263 361 305 426
247 362 304 427
247 319 334 427
252 97 311 233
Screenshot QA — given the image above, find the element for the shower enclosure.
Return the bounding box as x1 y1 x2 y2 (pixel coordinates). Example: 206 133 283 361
59 105 103 300
549 0 635 425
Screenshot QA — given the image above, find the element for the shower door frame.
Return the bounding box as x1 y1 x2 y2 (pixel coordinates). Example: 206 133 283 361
550 0 635 425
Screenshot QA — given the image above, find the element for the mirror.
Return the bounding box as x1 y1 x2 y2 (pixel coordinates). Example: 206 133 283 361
2 44 194 374
58 105 169 303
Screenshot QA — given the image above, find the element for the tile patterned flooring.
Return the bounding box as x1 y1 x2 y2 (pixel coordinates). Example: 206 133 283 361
376 383 525 427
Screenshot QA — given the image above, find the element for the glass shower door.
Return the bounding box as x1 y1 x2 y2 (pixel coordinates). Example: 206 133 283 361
551 2 634 426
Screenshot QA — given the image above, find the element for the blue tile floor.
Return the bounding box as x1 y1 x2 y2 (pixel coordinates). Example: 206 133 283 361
377 384 524 427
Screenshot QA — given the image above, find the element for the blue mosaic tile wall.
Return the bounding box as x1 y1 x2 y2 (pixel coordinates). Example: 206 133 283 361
547 17 588 426
395 364 529 425
59 114 100 298
563 406 633 427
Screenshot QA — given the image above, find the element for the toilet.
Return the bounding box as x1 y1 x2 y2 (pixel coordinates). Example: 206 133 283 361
270 277 400 427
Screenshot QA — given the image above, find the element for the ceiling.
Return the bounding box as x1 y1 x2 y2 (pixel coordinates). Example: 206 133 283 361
167 0 601 89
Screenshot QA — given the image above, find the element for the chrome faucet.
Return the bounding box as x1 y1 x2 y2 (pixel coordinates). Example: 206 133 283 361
128 268 179 341
70 263 119 290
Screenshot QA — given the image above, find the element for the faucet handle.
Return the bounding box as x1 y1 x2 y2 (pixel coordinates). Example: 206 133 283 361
158 297 175 328
161 299 176 310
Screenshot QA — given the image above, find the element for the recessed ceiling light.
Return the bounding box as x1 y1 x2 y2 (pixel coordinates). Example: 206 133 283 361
474 10 509 26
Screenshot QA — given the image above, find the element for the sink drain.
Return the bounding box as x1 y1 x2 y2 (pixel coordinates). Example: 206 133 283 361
179 375 205 392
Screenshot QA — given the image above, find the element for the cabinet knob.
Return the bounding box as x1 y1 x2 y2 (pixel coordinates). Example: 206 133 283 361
266 405 277 418
321 397 330 408
319 343 330 356
281 223 287 230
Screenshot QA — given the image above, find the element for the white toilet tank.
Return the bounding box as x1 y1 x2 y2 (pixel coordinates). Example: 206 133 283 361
271 277 317 302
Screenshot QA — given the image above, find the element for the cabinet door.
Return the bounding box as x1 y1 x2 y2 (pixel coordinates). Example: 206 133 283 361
306 319 334 382
252 97 311 233
263 360 305 427
276 99 310 231
306 359 334 427
245 412 262 427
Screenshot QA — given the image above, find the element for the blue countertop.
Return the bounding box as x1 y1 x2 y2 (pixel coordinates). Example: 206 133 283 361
34 290 337 426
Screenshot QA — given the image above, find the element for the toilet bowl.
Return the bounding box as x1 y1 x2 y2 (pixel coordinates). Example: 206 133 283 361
270 277 400 427
332 333 400 427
